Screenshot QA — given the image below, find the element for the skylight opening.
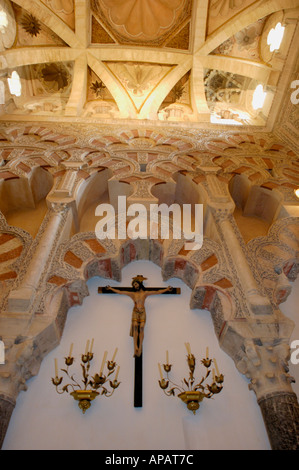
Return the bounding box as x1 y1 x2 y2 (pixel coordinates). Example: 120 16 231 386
0 9 8 33
210 115 243 126
267 22 285 52
7 71 21 97
0 81 4 104
252 84 266 110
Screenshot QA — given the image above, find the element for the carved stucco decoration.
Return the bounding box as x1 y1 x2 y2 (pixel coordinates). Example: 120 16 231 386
247 217 299 305
208 0 256 34
212 17 268 62
42 0 75 29
210 0 244 17
41 224 236 334
109 62 185 116
92 0 191 45
12 4 67 48
0 212 33 305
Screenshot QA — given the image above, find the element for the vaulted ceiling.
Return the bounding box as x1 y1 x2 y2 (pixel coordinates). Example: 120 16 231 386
0 0 298 130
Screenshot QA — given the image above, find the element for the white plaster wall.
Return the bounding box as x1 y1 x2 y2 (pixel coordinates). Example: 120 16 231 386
3 261 272 450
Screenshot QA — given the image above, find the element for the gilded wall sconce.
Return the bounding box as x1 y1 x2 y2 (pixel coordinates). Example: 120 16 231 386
51 339 120 414
158 343 224 414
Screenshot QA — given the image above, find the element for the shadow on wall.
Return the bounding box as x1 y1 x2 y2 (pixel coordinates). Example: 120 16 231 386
0 167 54 237
229 174 283 243
76 168 135 233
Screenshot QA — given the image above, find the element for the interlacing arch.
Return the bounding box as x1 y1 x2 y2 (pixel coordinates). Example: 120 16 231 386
41 219 236 349
247 217 299 305
0 211 32 301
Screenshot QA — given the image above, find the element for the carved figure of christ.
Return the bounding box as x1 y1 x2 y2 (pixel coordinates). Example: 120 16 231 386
98 275 180 406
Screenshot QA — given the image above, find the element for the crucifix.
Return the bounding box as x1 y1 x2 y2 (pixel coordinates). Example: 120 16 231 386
98 275 180 407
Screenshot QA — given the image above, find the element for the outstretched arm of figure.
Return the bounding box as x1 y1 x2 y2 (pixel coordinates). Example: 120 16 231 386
106 286 127 294
145 286 173 297
105 285 135 299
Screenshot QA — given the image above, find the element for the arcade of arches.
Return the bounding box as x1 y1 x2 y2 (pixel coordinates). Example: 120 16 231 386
0 0 299 450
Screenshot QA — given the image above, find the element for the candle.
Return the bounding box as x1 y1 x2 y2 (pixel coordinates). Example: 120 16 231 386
100 350 108 375
90 338 94 353
212 368 215 381
185 342 191 356
85 340 90 355
206 347 209 358
54 358 58 377
166 350 169 364
158 363 163 380
214 358 219 376
112 348 118 361
69 343 73 357
115 365 120 381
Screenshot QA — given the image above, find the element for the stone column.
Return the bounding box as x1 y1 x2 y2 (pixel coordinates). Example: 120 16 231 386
0 164 83 447
0 394 15 449
0 201 73 447
237 340 299 449
6 202 71 313
6 162 82 313
258 392 299 450
0 337 42 449
210 205 272 315
212 208 299 449
203 172 270 315
204 173 299 449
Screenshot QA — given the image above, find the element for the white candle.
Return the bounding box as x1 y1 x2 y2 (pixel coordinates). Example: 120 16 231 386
100 350 108 375
214 358 219 376
54 358 58 377
206 347 209 358
166 350 169 364
69 343 73 357
158 363 163 380
112 348 118 361
90 338 94 353
85 340 90 355
185 342 191 355
115 365 120 381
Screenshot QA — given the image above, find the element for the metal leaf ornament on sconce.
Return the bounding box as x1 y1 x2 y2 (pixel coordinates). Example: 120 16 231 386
158 344 224 414
52 341 120 414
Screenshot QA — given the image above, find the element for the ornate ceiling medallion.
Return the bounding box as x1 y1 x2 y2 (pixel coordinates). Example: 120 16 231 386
38 63 72 93
20 13 41 37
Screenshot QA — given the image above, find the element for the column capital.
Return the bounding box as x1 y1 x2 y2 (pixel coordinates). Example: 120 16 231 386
209 203 235 222
236 340 295 400
0 394 15 449
47 199 73 214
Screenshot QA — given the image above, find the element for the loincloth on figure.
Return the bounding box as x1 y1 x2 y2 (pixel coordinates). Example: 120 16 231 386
130 307 146 337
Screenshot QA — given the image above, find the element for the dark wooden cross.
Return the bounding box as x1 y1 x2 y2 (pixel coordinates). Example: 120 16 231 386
98 275 180 407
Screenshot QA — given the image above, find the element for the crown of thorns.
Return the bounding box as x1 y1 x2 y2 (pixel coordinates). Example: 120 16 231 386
132 275 147 283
